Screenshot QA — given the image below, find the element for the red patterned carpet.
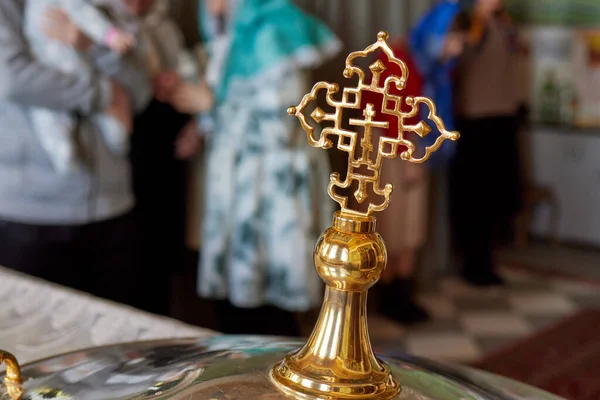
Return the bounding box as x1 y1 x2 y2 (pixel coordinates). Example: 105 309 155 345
474 309 600 400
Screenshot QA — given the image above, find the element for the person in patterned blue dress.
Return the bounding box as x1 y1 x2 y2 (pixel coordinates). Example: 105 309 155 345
171 0 341 335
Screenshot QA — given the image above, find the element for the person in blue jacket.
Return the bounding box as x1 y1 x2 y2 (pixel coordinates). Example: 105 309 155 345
409 0 471 167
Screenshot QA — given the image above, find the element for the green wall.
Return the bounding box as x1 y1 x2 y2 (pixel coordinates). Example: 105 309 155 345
507 0 600 27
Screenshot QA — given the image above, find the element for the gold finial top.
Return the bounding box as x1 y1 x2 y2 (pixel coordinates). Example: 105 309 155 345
289 31 460 216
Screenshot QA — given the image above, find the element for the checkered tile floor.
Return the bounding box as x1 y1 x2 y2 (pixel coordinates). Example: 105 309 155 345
369 266 600 363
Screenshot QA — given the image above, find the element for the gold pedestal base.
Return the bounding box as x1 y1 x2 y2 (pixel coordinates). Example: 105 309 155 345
270 212 400 399
270 289 399 399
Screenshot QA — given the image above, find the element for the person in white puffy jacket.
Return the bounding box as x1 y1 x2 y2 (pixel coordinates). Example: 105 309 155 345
23 0 139 174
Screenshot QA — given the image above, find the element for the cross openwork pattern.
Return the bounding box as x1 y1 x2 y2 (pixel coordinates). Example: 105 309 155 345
288 31 460 216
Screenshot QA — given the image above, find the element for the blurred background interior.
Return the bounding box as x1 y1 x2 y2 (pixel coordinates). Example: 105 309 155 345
1 0 599 399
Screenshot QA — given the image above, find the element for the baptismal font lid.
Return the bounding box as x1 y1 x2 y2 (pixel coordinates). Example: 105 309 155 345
1 32 564 400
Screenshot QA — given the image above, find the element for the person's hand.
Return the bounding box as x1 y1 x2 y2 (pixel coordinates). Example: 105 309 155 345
154 71 181 103
402 162 425 188
207 0 228 15
171 82 214 114
175 121 202 160
106 29 136 55
442 33 465 60
106 81 132 133
517 37 531 57
42 8 93 51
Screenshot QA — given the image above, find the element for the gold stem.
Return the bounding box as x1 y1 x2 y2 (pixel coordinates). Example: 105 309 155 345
1 350 24 400
270 212 400 399
298 288 373 370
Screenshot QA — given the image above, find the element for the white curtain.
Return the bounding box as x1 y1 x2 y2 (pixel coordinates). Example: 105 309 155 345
171 0 437 49
294 0 436 50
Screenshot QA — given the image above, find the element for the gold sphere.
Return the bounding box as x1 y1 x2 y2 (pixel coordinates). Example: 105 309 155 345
314 224 386 292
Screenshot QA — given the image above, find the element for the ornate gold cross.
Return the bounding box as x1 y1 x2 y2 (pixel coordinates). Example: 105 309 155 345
288 31 460 217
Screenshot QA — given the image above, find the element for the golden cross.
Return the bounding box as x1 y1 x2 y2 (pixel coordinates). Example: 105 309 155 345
288 31 460 217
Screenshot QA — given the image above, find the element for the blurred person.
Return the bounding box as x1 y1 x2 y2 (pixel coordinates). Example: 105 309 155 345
410 0 464 154
361 38 430 324
24 0 137 175
107 0 209 316
411 0 522 287
451 0 522 286
171 0 341 336
0 0 150 307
